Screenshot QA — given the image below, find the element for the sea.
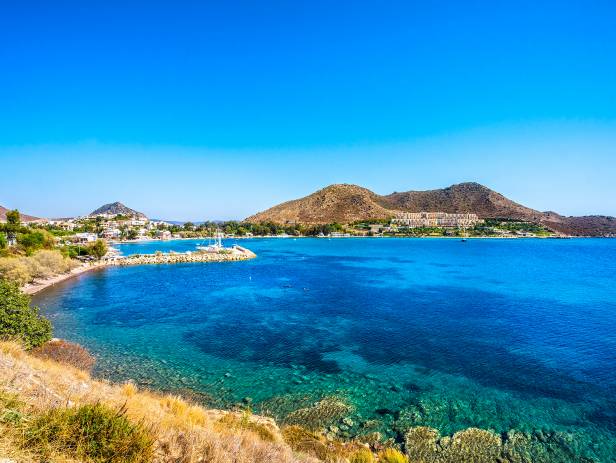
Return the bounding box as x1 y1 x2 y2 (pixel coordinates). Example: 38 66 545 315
33 237 616 461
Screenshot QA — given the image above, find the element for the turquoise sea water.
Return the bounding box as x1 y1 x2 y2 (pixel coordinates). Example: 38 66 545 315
34 238 616 461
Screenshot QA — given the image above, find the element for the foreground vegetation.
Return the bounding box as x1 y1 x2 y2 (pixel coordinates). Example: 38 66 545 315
0 280 51 349
0 342 316 463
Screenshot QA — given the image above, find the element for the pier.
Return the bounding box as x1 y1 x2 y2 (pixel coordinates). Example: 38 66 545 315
106 246 256 266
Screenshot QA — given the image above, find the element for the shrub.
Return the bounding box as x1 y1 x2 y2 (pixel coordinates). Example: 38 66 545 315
31 339 96 372
0 391 25 426
20 255 44 279
351 447 375 463
88 239 108 260
0 257 32 285
217 411 277 442
377 447 408 463
25 403 154 463
282 425 329 460
32 250 75 277
17 230 56 255
0 280 51 349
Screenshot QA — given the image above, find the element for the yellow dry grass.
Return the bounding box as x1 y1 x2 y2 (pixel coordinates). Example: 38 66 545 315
0 342 317 463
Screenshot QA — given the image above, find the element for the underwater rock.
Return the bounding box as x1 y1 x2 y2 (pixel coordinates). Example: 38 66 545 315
358 432 382 446
342 417 355 427
284 396 353 430
445 427 502 463
404 426 440 461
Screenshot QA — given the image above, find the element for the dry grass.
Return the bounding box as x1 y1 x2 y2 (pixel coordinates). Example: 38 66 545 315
0 342 317 463
0 250 80 286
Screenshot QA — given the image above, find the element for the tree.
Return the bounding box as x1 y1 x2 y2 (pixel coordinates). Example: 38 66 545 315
0 233 6 250
88 239 108 260
17 230 56 256
4 209 21 243
0 279 52 349
6 209 20 226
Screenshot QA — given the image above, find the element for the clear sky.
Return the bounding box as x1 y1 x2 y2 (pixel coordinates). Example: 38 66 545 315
1 1 615 220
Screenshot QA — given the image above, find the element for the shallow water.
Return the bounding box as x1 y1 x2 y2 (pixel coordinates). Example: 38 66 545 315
34 238 616 461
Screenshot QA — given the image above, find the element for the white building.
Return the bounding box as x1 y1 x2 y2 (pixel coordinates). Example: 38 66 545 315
392 212 481 228
72 232 98 243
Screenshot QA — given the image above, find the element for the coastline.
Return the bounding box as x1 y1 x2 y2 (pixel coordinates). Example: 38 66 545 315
23 262 105 295
21 236 587 295
23 246 257 296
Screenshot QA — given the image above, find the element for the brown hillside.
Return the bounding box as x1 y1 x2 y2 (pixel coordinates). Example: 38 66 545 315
246 184 392 224
380 182 545 221
0 205 41 222
245 183 616 236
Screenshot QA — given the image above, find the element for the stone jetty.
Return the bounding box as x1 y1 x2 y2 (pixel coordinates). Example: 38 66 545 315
24 246 257 295
105 246 256 266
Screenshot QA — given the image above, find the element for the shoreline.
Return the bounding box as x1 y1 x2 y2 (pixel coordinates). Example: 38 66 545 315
23 262 105 295
24 246 257 296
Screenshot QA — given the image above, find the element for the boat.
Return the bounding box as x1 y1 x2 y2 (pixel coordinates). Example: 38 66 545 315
197 229 224 252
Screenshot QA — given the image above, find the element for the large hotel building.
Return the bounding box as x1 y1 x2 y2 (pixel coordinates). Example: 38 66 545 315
392 212 481 228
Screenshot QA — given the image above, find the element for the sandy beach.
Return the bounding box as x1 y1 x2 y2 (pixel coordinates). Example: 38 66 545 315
23 262 106 295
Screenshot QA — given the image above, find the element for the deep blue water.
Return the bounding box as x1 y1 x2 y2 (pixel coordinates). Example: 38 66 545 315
34 238 616 461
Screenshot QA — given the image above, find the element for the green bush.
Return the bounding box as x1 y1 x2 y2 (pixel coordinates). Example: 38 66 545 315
88 239 108 260
0 280 51 349
17 230 56 255
25 403 154 463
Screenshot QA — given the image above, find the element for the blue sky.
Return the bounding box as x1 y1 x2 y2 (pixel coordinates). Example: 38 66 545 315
1 1 615 220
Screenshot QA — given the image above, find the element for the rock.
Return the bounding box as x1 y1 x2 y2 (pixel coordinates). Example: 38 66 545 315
342 417 354 427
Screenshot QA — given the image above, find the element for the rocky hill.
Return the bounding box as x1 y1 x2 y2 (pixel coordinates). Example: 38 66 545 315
89 201 147 219
0 205 41 222
380 182 545 221
246 183 616 236
247 184 392 225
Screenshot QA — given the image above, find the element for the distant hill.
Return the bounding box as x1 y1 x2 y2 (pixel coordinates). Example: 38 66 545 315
89 202 147 219
246 184 392 225
246 183 616 237
0 205 42 223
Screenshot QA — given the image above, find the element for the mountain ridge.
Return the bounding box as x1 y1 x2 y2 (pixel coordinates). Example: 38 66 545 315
89 202 147 219
0 205 41 223
246 183 616 236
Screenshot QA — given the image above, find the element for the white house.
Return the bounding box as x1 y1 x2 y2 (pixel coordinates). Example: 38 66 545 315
73 232 98 243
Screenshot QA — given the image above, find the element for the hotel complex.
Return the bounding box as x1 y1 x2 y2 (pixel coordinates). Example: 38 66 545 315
392 212 481 228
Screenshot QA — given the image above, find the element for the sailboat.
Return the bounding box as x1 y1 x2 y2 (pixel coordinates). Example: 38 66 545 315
197 229 224 252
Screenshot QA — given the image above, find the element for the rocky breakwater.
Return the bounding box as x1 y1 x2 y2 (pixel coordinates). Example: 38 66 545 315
108 246 256 266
